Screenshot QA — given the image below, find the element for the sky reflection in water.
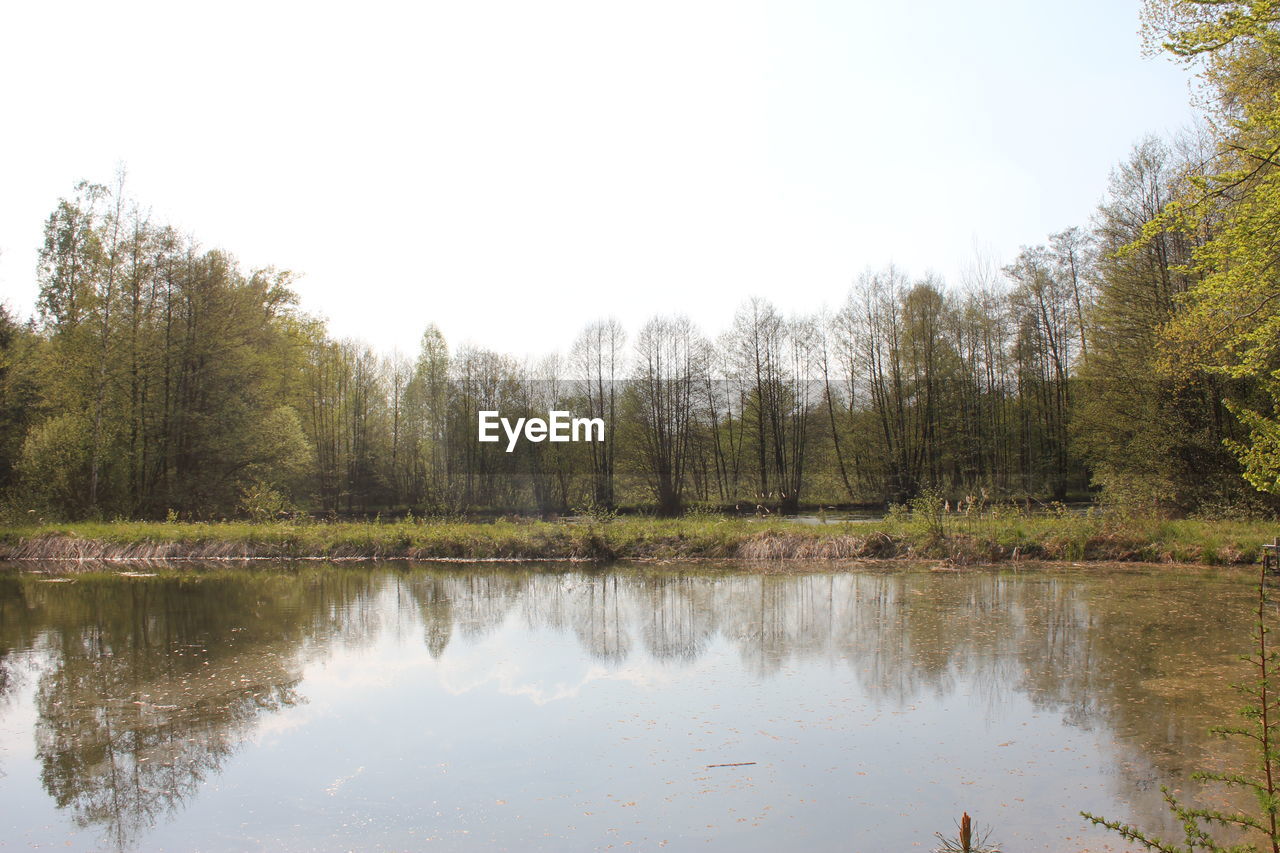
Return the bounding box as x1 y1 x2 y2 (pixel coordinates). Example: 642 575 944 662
0 564 1258 851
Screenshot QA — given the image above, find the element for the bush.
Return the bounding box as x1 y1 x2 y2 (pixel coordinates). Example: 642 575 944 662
238 482 293 523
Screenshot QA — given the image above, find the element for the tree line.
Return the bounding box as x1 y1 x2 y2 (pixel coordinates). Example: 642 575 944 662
4 1 1280 520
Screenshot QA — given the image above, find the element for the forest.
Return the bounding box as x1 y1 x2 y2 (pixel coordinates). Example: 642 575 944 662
3 2 1280 523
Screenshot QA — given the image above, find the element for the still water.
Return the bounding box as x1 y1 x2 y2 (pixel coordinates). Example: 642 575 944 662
0 562 1259 851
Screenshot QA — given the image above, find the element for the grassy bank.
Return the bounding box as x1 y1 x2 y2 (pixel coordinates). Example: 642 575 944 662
0 512 1275 565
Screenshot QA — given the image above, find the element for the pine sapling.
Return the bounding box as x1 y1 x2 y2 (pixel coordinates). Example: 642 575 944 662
934 811 1001 853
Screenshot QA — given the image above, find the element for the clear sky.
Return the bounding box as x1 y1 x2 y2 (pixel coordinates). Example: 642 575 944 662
0 0 1198 359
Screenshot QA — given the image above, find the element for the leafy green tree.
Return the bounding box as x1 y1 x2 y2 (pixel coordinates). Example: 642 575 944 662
17 414 91 515
0 305 41 496
1071 137 1249 512
24 181 321 518
1142 0 1280 500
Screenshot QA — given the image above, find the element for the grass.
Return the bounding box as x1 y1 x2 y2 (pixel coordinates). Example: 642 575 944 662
0 510 1275 565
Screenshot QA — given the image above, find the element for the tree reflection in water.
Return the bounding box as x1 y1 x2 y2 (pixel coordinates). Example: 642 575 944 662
398 565 1257 841
0 564 1258 850
0 569 382 849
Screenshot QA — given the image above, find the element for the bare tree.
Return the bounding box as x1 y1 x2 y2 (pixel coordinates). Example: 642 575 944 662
571 318 626 510
629 315 707 516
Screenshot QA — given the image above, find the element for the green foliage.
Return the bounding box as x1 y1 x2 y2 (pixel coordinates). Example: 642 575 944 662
13 69 1280 525
578 502 619 522
238 482 293 524
16 178 318 520
0 306 41 493
908 487 948 539
1228 402 1280 496
1135 1 1280 506
17 413 91 516
1070 136 1253 514
245 406 313 495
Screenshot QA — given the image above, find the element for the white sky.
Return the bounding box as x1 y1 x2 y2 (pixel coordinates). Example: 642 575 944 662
0 0 1197 359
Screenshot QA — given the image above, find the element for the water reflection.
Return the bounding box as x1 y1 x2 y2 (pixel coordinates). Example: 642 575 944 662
0 564 1258 851
0 571 382 848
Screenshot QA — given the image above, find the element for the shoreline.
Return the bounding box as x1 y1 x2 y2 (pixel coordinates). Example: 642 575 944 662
0 516 1272 567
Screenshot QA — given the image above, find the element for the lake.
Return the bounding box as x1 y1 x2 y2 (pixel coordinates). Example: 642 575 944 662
0 562 1260 851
